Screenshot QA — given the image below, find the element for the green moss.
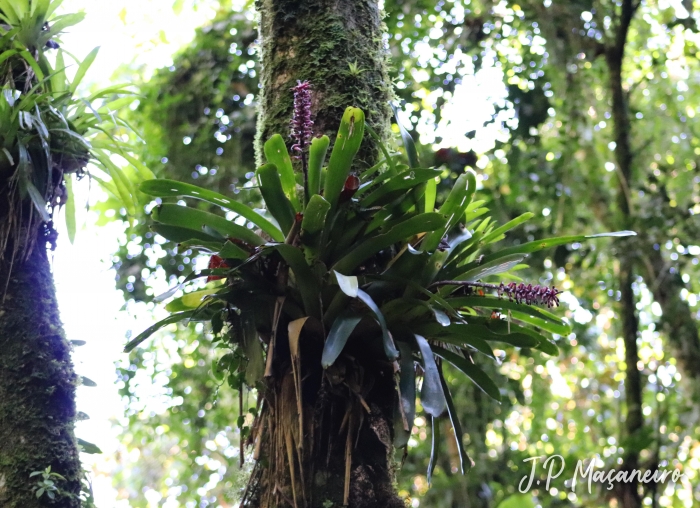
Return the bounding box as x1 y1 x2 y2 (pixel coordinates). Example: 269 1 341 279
0 242 81 508
255 0 393 170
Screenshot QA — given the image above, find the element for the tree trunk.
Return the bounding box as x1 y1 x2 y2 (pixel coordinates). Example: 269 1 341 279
606 2 642 506
255 0 393 169
0 240 82 507
249 2 397 505
643 246 700 418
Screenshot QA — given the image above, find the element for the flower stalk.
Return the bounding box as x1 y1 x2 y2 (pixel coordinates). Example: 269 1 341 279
290 80 313 203
429 280 561 308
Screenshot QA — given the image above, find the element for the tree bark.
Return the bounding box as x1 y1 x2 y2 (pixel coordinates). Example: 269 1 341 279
0 241 82 507
606 1 642 506
255 0 393 169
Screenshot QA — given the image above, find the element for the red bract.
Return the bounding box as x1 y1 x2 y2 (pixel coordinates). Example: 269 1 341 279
339 174 360 202
207 255 229 282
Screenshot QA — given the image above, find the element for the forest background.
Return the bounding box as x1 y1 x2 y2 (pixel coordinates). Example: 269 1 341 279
43 0 700 506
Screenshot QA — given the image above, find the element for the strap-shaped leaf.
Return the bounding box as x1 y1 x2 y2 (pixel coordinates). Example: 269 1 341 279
480 212 534 245
333 212 446 274
301 194 330 235
391 103 419 169
308 135 330 197
439 254 525 287
428 416 439 485
165 288 220 312
321 309 362 368
139 179 284 242
154 204 264 246
243 318 264 387
124 310 197 352
418 322 538 349
151 224 224 246
263 134 299 211
324 107 365 207
268 244 321 319
414 334 446 417
256 163 296 234
422 171 476 252
439 366 472 474
357 289 399 361
359 168 440 208
424 176 437 212
480 231 636 266
334 271 359 298
432 345 501 402
394 341 416 447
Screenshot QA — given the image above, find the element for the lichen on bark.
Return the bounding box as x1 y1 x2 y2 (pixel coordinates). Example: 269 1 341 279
0 239 82 508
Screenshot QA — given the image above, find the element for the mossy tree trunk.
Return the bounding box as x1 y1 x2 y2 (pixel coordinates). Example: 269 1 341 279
249 1 399 506
0 238 82 507
255 0 393 170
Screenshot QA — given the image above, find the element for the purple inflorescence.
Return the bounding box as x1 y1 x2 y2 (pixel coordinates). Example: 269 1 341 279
498 282 561 308
290 80 313 159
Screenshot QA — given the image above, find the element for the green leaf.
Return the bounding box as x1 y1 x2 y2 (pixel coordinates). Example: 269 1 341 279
268 244 321 318
334 271 359 298
256 163 296 234
165 288 219 312
242 318 264 387
124 311 196 352
440 254 525 285
26 181 50 221
324 107 365 207
301 194 330 235
80 376 97 387
394 341 416 448
153 204 263 247
392 103 419 168
422 171 477 252
151 224 224 247
77 438 102 454
321 309 362 368
432 346 501 402
263 134 299 211
414 334 446 416
70 46 98 94
447 296 568 334
308 135 329 197
333 212 447 274
439 368 472 473
428 416 439 485
481 231 637 265
480 212 534 244
64 171 76 244
139 179 284 242
424 176 436 212
359 168 441 208
357 288 399 360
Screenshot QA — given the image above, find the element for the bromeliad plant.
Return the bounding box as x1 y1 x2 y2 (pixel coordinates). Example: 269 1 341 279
132 83 632 507
0 0 152 264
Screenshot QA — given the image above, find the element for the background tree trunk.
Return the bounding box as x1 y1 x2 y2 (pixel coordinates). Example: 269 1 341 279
0 241 82 508
607 2 642 506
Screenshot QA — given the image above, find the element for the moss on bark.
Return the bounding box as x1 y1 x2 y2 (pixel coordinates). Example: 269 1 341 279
255 0 393 170
0 240 82 507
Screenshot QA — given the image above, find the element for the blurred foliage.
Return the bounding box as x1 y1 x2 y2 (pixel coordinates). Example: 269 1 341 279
108 0 700 507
